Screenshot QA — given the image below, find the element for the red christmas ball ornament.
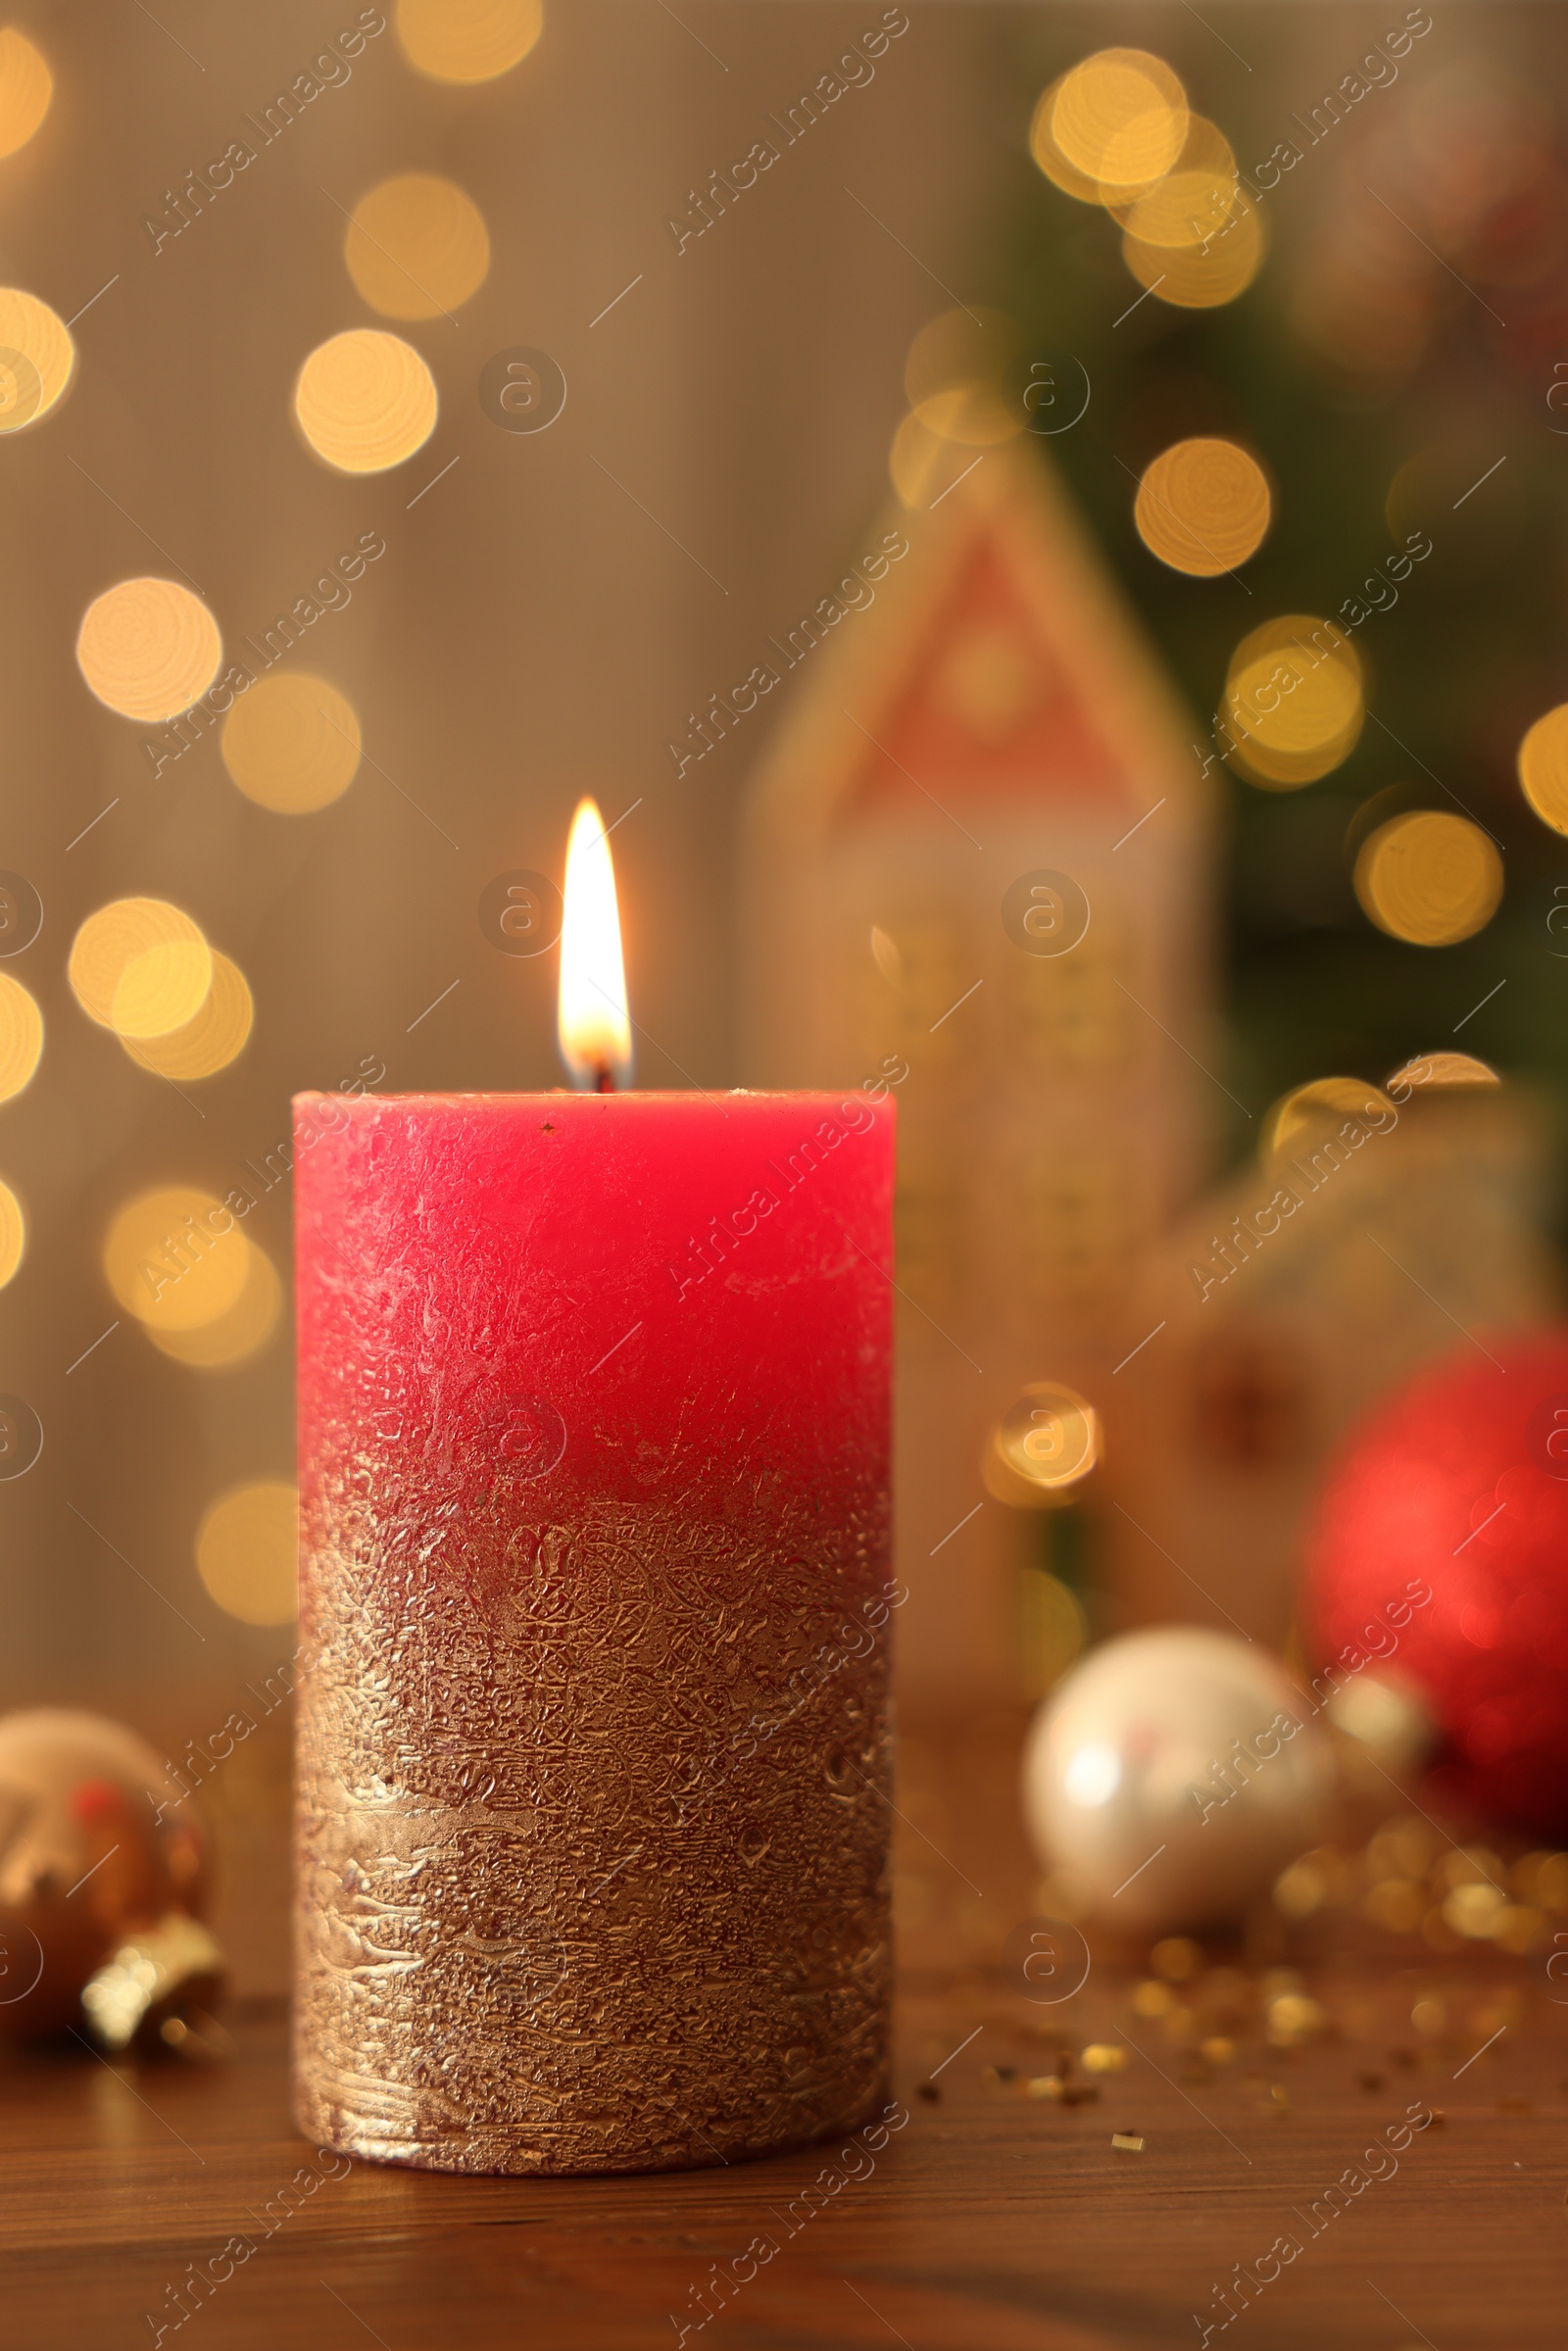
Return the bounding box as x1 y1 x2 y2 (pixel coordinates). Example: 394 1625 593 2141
1305 1330 1568 1835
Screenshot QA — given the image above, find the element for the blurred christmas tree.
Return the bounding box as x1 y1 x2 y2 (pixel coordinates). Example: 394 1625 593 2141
928 8 1568 1165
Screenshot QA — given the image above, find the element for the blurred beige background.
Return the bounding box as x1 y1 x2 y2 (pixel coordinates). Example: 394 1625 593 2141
0 0 1009 1985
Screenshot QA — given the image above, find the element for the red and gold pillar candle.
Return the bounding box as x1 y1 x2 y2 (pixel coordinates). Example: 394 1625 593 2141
292 802 896 2174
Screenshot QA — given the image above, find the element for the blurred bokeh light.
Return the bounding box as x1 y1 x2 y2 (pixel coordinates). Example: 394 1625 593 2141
220 673 363 814
293 328 438 473
149 1247 281 1371
69 899 214 1040
121 952 254 1082
1048 49 1187 199
904 307 1026 447
1116 116 1237 249
1123 193 1264 308
0 972 42 1102
0 286 72 431
1224 616 1363 787
104 1186 254 1335
395 0 543 84
195 1480 299 1625
1518 703 1568 836
344 172 491 319
0 28 52 159
1263 1076 1398 1159
75 578 222 723
1387 1052 1500 1090
1354 810 1504 946
1135 437 1270 575
0 1176 24 1290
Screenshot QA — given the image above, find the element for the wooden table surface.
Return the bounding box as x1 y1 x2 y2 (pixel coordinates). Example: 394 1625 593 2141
4 1725 1565 2349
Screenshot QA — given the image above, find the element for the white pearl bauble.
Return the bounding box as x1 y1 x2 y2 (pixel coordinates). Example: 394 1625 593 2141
1021 1628 1336 1932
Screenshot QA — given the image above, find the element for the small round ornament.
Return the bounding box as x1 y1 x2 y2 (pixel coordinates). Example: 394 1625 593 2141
0 1708 220 2041
1021 1628 1335 1931
1305 1330 1568 1834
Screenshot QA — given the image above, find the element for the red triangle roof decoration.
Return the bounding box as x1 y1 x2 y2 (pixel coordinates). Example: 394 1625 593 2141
849 532 1133 819
744 441 1206 855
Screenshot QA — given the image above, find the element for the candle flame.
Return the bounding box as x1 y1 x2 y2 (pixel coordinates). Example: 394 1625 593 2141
558 797 632 1092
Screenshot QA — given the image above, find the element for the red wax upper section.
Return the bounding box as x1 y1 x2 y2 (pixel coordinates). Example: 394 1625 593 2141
294 1089 895 1557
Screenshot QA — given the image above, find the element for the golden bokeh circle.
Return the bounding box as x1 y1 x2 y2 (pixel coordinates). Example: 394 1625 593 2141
1121 167 1236 251
0 971 41 1102
149 1245 280 1369
905 308 1026 447
395 0 542 83
111 942 213 1041
0 30 51 160
985 1381 1101 1505
1263 1076 1396 1160
0 1177 23 1288
1029 74 1106 204
344 172 491 319
1135 438 1270 576
195 1481 298 1626
1051 49 1188 197
1354 811 1503 947
1224 614 1363 788
293 329 438 474
104 1186 253 1332
0 286 71 429
75 578 222 722
69 899 213 1039
1517 703 1568 836
121 952 253 1081
220 671 362 813
1123 189 1265 308
1388 1052 1499 1093
1116 116 1239 247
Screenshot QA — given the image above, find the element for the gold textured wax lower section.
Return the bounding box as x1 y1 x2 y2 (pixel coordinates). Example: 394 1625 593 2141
293 1493 892 2175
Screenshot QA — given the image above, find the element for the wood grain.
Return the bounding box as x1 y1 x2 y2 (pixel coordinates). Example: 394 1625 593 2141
2 1720 1562 2345
2 1948 1562 2347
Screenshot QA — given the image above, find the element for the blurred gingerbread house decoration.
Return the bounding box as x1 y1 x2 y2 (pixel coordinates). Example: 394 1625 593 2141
742 445 1564 1726
1104 1058 1561 1652
740 440 1217 1719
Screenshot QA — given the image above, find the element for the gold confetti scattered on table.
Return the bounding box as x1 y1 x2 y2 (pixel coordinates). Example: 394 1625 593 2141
1110 2131 1145 2153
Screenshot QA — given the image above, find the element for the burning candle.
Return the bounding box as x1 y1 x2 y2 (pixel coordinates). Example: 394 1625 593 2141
292 801 897 2174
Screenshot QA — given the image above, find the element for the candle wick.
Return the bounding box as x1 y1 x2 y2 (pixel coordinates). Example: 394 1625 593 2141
593 1061 616 1096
